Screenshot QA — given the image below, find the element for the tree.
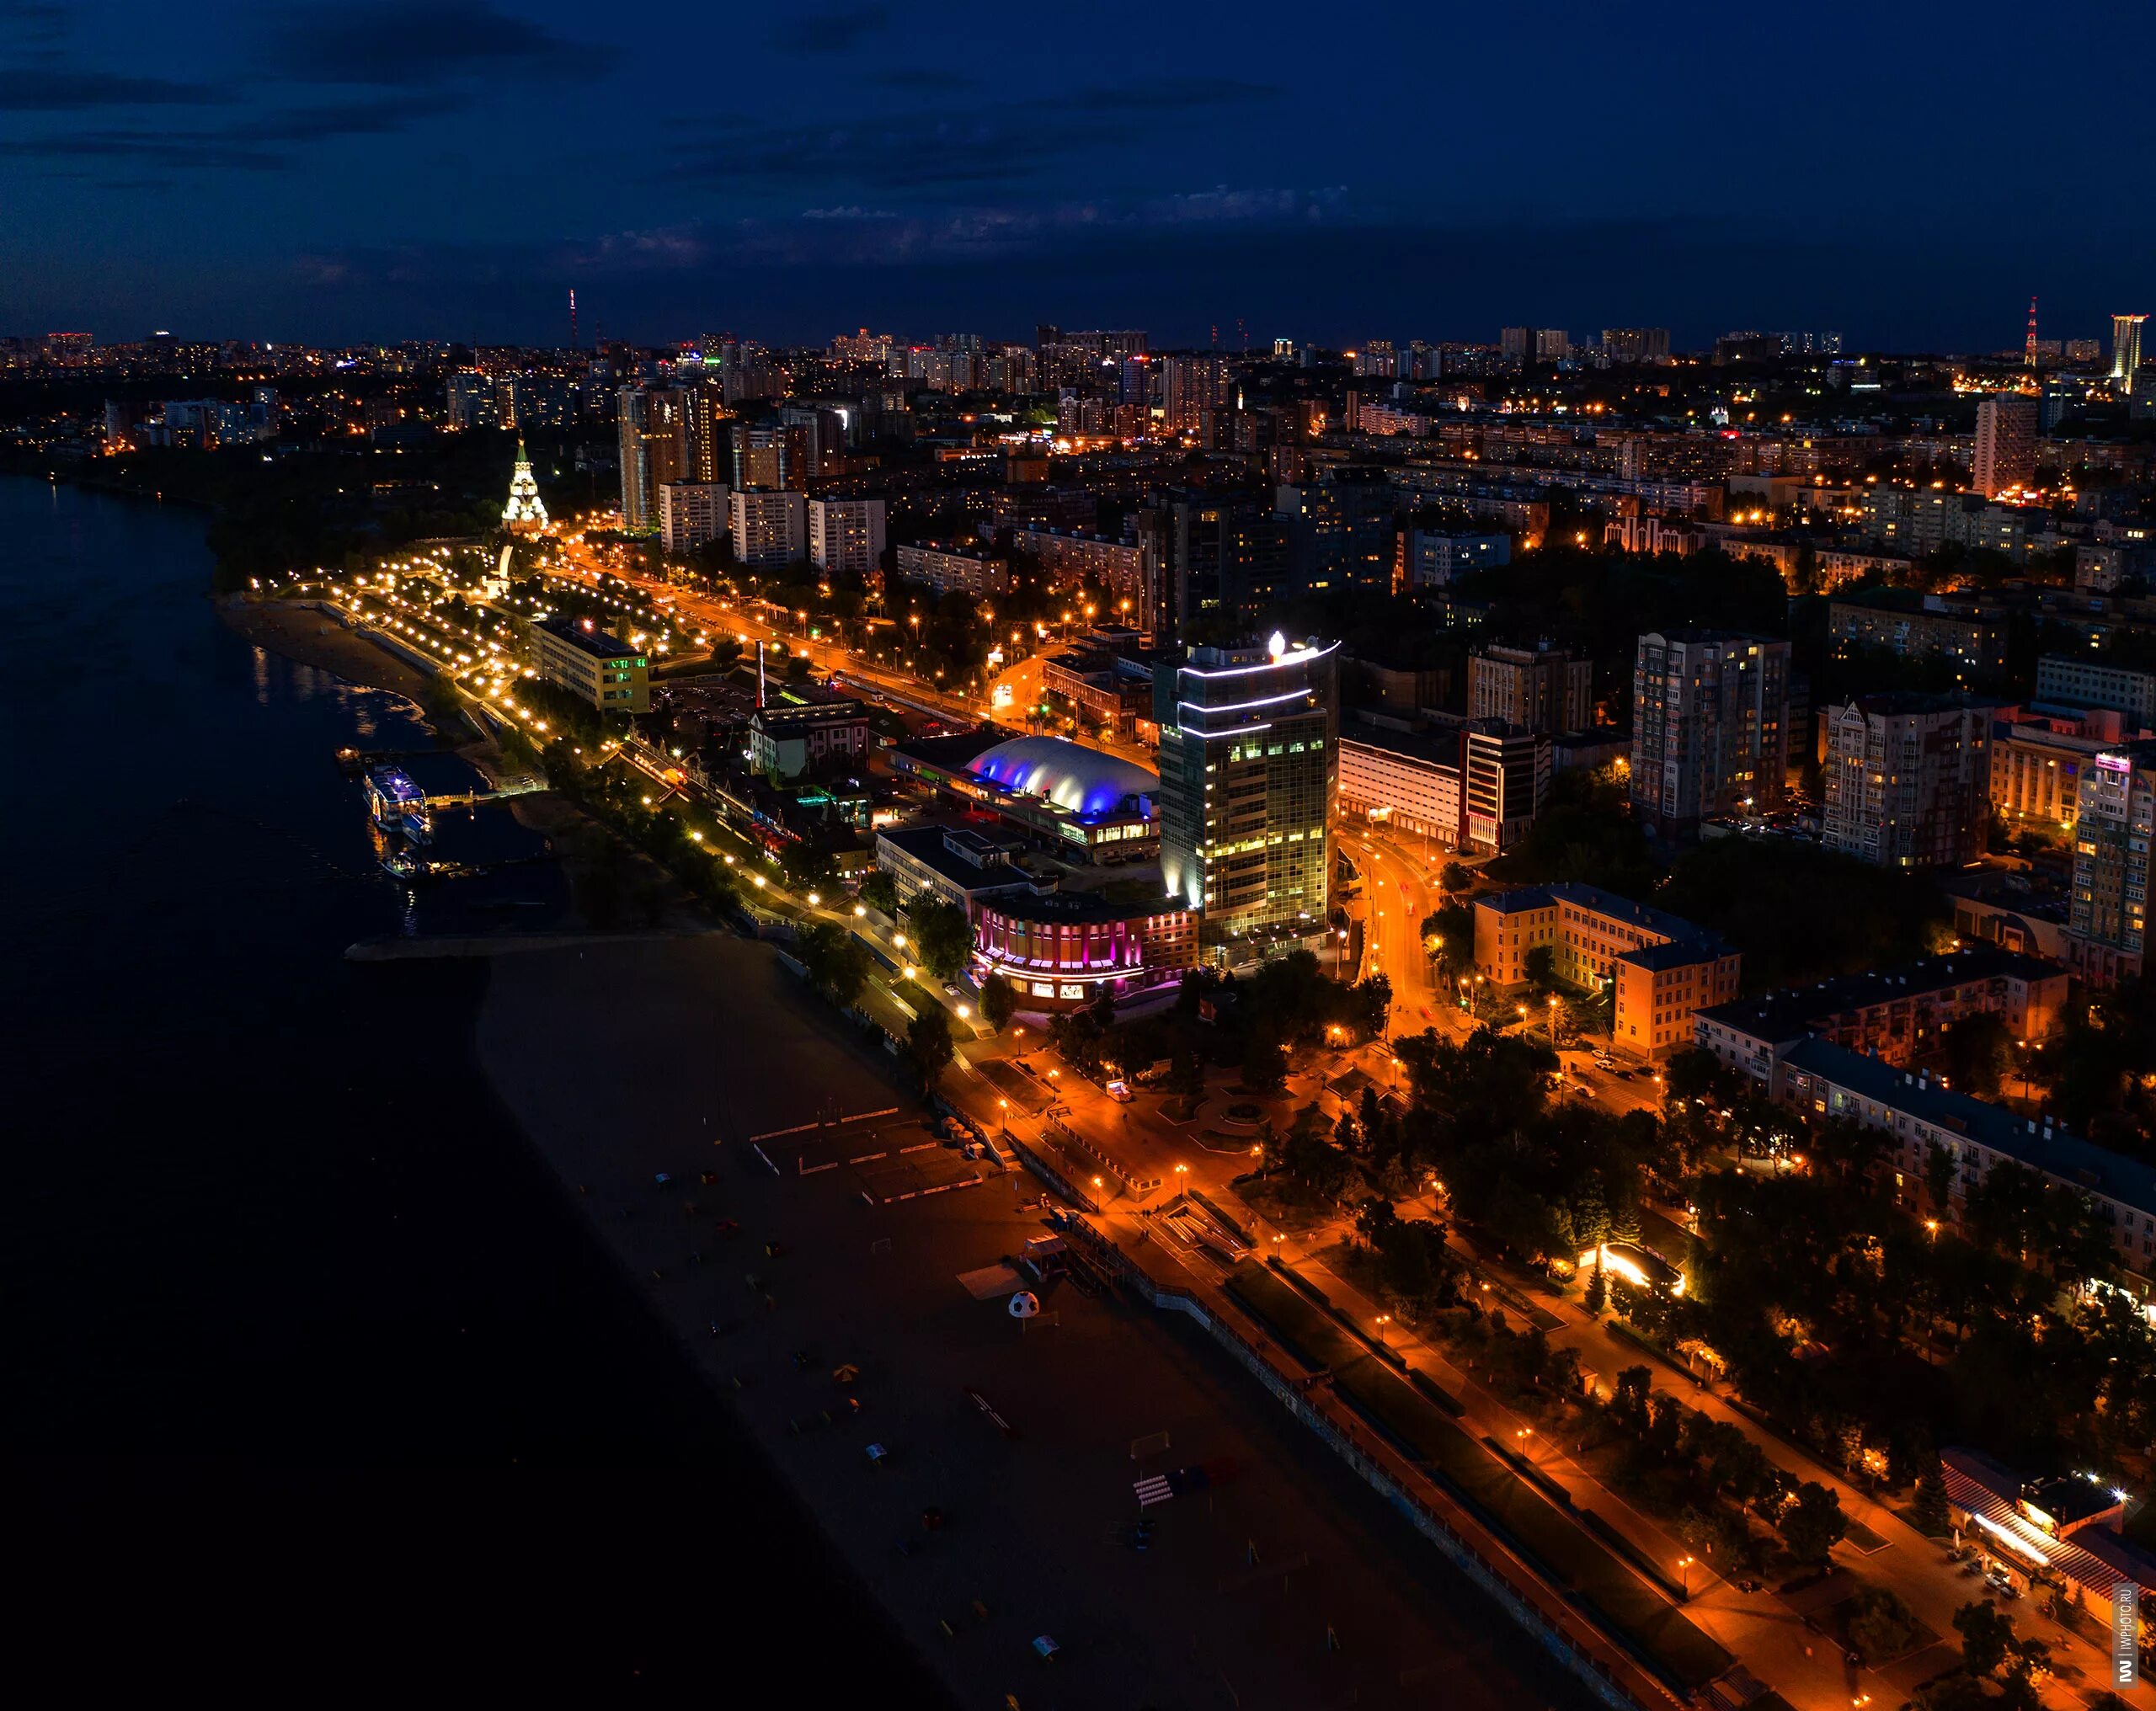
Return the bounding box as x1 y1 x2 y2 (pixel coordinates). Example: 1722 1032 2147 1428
1440 861 1474 896
857 869 899 915
1780 1481 1848 1565
904 1007 956 1090
1524 943 1560 993
1941 1011 2015 1100
794 923 872 1010
1845 1586 1921 1664
1421 901 1475 981
1924 1142 1955 1216
1240 1031 1287 1095
1913 1459 1951 1536
979 971 1017 1032
1584 1253 1609 1319
1952 1599 2015 1679
905 895 971 981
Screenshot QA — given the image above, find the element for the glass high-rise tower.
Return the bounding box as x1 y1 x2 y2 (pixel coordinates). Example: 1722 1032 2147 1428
1156 635 1339 951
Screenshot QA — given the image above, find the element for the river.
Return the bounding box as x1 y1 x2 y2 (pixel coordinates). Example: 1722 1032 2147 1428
3 476 945 1702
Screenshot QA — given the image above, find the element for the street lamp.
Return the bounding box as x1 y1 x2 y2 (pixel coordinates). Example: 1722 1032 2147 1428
1174 1163 1189 1202
1374 1313 1390 1344
1678 1555 1694 1599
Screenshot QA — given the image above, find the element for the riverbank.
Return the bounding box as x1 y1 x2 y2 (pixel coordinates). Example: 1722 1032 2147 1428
472 933 1594 1710
219 594 434 702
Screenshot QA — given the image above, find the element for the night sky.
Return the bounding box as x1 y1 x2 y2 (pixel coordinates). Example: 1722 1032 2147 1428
4 0 2152 351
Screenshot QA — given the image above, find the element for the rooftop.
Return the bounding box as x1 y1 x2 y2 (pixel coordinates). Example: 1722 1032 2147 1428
876 824 1039 898
536 615 639 661
966 735 1158 818
1697 947 2064 1042
976 886 1188 925
1942 1448 2156 1598
1481 882 1726 957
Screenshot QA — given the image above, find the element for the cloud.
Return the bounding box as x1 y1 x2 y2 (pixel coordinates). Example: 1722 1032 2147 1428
0 93 441 171
0 68 224 109
1064 78 1280 112
0 2 69 46
261 0 613 86
0 131 288 170
666 78 1286 194
770 6 890 54
224 94 439 144
872 68 973 91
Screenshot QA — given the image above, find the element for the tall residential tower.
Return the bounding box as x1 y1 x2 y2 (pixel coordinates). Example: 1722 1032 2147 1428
1630 631 1790 835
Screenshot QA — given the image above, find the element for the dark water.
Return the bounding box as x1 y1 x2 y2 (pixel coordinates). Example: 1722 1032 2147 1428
3 478 945 1702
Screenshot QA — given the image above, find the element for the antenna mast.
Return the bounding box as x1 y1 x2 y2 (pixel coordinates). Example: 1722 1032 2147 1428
2025 294 2038 370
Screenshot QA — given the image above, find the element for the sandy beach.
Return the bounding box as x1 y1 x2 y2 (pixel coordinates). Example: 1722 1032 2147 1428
472 934 1593 1710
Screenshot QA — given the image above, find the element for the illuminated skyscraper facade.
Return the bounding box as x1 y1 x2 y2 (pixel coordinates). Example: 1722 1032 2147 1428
2112 314 2147 393
1155 636 1339 947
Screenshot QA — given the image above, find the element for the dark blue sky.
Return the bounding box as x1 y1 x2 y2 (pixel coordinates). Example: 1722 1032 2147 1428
4 0 2151 352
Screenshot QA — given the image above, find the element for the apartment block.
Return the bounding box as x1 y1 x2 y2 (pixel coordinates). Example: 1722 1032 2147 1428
806 498 887 578
1822 694 1995 868
728 488 807 568
1474 882 1739 1059
894 542 1011 598
1693 946 2068 1085
2036 654 2156 727
1468 642 1593 736
1629 631 1789 834
659 482 728 554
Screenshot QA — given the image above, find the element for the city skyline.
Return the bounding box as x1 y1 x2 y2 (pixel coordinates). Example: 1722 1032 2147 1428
3 0 2153 350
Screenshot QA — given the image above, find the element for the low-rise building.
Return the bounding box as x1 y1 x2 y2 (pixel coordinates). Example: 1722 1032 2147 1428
531 616 649 714
873 824 1040 917
1940 1447 2156 1606
1474 882 1740 1059
971 887 1197 1010
1692 947 2068 1085
747 694 871 780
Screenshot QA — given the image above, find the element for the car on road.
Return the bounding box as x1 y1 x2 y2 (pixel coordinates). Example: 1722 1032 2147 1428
943 982 963 998
1105 1079 1132 1102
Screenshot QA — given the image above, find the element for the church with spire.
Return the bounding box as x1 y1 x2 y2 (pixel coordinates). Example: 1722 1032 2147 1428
501 440 548 538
